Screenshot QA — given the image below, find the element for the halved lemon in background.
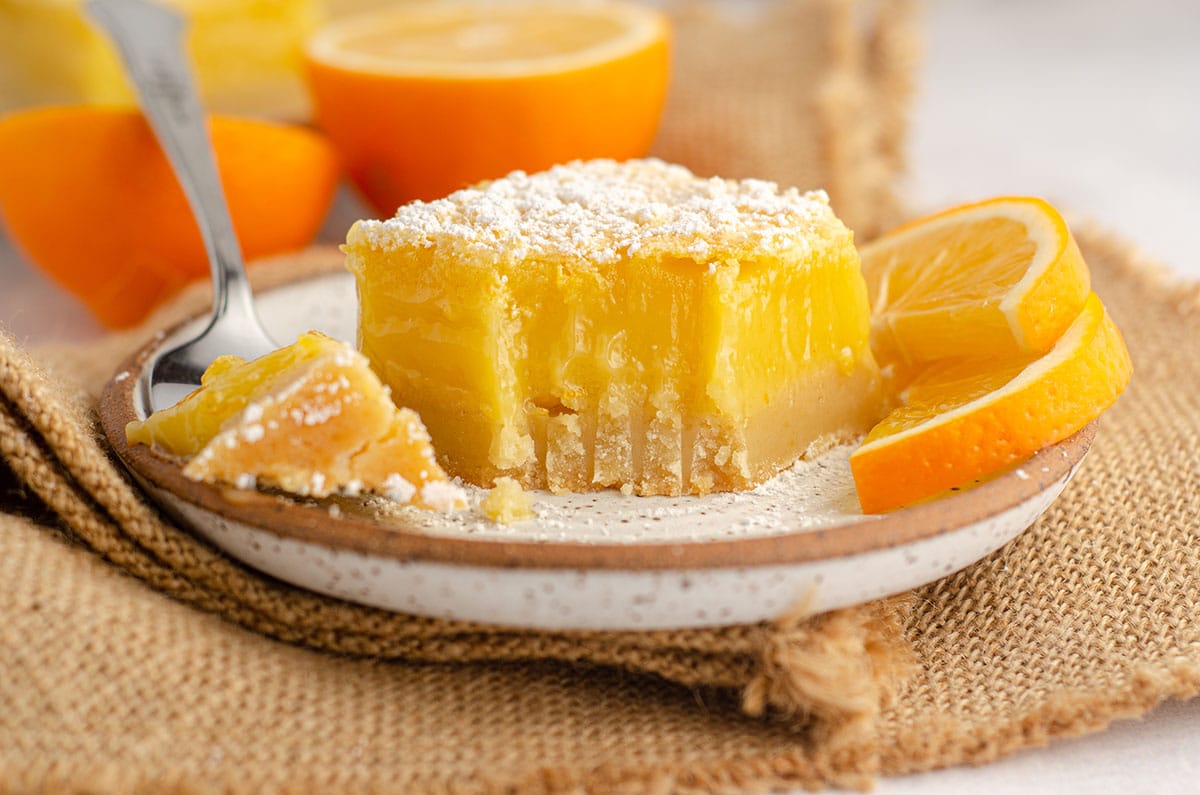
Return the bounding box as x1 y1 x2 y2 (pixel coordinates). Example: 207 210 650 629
860 196 1092 366
0 106 339 328
303 0 671 214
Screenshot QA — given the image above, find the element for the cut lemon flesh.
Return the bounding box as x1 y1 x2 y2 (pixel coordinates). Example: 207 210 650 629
861 197 1091 364
305 2 669 78
302 1 670 211
850 293 1132 514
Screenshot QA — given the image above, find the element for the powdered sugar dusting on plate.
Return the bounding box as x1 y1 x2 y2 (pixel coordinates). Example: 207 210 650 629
364 442 873 544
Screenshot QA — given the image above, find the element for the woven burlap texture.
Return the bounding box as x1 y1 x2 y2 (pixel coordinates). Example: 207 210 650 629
4 231 1199 794
10 0 1198 791
0 239 913 758
0 1 925 790
655 0 915 239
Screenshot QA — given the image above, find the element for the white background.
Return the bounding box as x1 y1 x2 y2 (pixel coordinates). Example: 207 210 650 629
1 0 1197 791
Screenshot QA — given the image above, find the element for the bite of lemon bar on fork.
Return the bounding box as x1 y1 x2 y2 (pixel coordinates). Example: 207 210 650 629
345 158 883 497
126 331 465 512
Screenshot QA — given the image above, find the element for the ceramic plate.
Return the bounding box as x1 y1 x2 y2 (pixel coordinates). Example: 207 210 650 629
100 271 1094 631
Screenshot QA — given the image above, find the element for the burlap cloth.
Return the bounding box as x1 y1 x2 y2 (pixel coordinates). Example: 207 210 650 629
4 0 1199 792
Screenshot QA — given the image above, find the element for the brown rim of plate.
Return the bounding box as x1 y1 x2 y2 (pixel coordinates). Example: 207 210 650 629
99 308 1096 572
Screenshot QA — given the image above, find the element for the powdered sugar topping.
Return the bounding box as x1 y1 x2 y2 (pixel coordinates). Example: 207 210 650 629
351 159 844 265
383 473 417 504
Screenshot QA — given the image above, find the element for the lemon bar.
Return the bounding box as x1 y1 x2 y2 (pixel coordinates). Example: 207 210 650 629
126 332 464 511
0 0 317 118
345 159 883 496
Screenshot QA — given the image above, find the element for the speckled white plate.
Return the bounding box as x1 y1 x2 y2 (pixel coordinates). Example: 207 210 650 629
100 269 1094 631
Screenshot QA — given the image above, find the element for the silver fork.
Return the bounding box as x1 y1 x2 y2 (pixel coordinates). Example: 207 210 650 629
87 0 277 411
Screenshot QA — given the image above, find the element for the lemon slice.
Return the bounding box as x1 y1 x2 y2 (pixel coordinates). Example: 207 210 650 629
861 196 1092 364
851 293 1132 513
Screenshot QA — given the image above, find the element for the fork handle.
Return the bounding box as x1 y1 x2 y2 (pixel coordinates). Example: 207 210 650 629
86 0 257 324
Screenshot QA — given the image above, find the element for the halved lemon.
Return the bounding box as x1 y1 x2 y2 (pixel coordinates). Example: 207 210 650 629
0 107 339 328
850 293 1132 514
860 196 1092 365
303 1 671 212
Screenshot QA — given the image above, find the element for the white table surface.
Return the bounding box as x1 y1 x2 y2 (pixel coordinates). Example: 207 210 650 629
1 0 1196 791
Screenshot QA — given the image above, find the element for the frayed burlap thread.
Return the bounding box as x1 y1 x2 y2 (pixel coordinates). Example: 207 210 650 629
3 230 1199 793
743 592 915 750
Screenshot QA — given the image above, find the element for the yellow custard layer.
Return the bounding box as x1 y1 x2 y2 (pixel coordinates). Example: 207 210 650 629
126 331 463 511
346 159 883 496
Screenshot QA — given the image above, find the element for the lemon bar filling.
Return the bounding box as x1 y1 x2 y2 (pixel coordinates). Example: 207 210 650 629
480 476 536 525
346 158 883 496
126 331 464 511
